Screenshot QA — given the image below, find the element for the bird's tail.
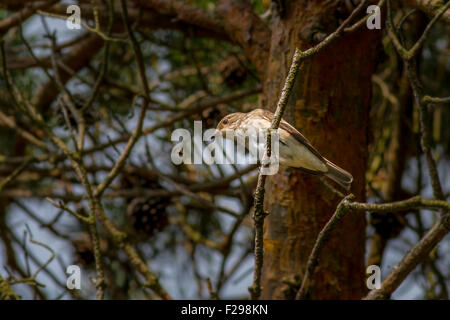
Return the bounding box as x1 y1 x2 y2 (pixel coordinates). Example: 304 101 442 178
324 158 353 190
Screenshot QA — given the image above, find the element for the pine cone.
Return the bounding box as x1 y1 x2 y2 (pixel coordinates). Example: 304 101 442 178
121 171 170 237
127 197 169 237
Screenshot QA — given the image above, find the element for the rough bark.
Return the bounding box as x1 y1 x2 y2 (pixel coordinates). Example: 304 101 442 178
261 1 381 299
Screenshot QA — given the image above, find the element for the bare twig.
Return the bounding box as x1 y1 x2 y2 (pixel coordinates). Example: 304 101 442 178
36 9 127 43
206 278 219 300
422 95 450 104
46 198 91 224
24 224 55 280
295 195 450 299
364 212 449 299
296 195 354 299
387 0 450 61
0 158 32 193
344 0 386 33
0 110 48 150
400 0 450 23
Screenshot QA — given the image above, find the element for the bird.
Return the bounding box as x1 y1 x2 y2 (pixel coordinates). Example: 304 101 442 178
216 108 353 190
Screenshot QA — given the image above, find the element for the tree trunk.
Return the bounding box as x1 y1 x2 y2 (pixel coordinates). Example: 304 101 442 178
261 1 381 299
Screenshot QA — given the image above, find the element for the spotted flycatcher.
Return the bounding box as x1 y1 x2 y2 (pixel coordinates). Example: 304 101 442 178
216 108 353 190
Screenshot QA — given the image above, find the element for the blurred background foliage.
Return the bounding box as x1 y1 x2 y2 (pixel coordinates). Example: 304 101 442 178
0 0 448 299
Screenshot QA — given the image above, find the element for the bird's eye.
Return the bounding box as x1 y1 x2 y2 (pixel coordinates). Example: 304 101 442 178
223 119 229 125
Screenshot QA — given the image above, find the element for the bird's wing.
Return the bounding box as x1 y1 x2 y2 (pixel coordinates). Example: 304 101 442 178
258 109 325 162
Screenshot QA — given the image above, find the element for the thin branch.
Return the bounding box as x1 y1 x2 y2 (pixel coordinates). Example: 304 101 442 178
401 0 450 23
45 198 91 224
364 212 450 299
0 158 32 193
348 196 450 212
296 195 354 299
422 95 450 104
0 110 48 151
407 1 450 59
295 195 450 299
36 10 127 43
344 0 386 33
387 0 450 60
80 0 114 115
24 224 55 280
